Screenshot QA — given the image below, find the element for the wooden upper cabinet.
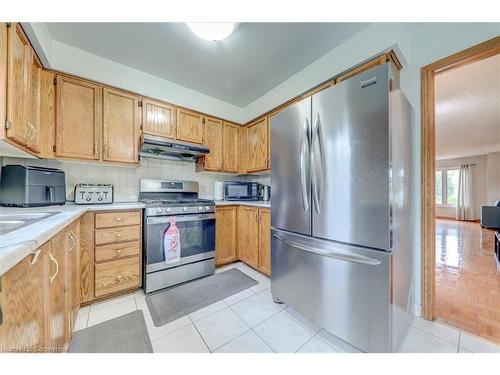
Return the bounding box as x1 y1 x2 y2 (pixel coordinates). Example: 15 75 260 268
238 126 247 174
5 23 30 147
246 116 268 172
238 206 260 269
176 108 203 143
203 116 223 171
258 209 271 276
102 88 140 164
215 206 237 266
142 98 176 139
56 75 102 160
222 122 239 172
0 242 49 352
26 49 42 153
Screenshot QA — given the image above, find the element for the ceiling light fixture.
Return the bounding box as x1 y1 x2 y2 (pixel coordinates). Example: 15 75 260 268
187 23 238 42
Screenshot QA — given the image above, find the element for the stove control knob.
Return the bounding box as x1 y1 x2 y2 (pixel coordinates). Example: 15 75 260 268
198 206 203 211
86 197 91 202
156 208 162 214
183 207 188 212
166 207 171 213
205 206 210 211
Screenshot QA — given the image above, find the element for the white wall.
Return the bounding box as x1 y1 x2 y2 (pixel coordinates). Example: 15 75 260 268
48 40 245 123
486 151 500 204
1 157 244 202
435 155 487 219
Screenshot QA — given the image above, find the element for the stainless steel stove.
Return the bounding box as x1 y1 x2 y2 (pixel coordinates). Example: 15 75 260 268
140 179 216 293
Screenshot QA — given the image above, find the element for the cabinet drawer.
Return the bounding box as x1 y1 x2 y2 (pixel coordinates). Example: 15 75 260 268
95 257 140 297
95 226 140 245
95 211 141 228
95 241 140 262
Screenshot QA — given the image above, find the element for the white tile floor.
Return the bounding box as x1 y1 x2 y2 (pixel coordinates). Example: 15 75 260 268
74 262 500 353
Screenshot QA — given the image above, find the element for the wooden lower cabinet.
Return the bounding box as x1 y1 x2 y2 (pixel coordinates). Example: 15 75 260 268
238 206 260 269
258 209 271 275
0 242 49 352
68 220 81 331
95 257 141 298
214 205 271 275
215 206 238 266
0 218 80 352
47 227 70 351
79 209 142 304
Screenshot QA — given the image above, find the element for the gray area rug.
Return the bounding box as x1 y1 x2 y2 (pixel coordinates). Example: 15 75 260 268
69 310 153 353
146 268 258 327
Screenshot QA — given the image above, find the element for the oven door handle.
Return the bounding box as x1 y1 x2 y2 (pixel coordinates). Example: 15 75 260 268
147 213 215 225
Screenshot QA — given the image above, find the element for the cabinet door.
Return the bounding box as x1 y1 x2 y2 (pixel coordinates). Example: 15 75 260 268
56 75 102 160
103 88 140 164
246 117 268 172
68 220 81 330
176 108 203 143
142 98 176 139
258 209 271 276
223 122 239 172
0 243 49 352
26 49 42 153
6 23 30 147
47 227 69 352
79 212 95 304
238 206 259 269
238 127 247 174
203 116 223 171
215 206 237 266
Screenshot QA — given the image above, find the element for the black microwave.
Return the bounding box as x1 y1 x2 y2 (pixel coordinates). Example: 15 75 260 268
223 181 262 201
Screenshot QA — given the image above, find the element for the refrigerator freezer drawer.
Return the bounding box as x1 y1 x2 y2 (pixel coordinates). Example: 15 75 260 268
271 228 392 352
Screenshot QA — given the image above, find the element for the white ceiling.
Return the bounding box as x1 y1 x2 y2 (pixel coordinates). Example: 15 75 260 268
44 22 370 107
435 54 500 160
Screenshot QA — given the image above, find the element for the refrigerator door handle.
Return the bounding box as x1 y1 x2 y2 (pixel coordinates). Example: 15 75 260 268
272 233 382 266
311 113 323 213
300 116 311 212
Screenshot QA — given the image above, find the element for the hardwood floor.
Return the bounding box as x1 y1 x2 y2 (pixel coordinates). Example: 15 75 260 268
435 219 500 343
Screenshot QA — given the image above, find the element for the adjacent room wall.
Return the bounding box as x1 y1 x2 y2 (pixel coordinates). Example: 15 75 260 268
435 155 487 219
486 151 500 204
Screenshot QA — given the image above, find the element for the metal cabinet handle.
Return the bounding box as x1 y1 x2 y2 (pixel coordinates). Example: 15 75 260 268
116 217 123 222
49 253 59 283
69 231 76 251
30 249 42 265
27 122 36 139
300 117 310 212
116 233 122 238
272 233 382 266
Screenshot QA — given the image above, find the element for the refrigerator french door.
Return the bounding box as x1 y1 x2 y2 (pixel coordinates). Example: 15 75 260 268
270 63 412 353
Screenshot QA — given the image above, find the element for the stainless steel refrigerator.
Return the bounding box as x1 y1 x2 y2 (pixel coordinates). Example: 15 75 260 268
270 62 414 353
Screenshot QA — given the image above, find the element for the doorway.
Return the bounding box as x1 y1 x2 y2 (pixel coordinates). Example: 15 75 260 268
421 36 500 342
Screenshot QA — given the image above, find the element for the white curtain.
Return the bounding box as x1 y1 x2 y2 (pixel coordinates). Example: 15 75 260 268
456 164 475 220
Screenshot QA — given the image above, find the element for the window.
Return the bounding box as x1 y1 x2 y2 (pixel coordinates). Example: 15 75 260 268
435 168 459 206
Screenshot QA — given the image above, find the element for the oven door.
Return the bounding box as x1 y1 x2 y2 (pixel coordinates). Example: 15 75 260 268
145 213 215 273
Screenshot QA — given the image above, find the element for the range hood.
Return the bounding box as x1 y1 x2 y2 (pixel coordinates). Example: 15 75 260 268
140 135 209 162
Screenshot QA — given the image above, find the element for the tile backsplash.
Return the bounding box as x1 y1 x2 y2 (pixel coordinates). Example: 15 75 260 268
1 157 253 202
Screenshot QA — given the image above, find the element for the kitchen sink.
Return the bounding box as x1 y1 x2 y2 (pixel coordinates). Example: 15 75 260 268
0 211 61 235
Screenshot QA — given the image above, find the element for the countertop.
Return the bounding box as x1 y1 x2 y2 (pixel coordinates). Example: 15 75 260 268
0 202 145 277
215 200 271 208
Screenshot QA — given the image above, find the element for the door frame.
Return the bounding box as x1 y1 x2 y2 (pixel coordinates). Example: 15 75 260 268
420 36 500 320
